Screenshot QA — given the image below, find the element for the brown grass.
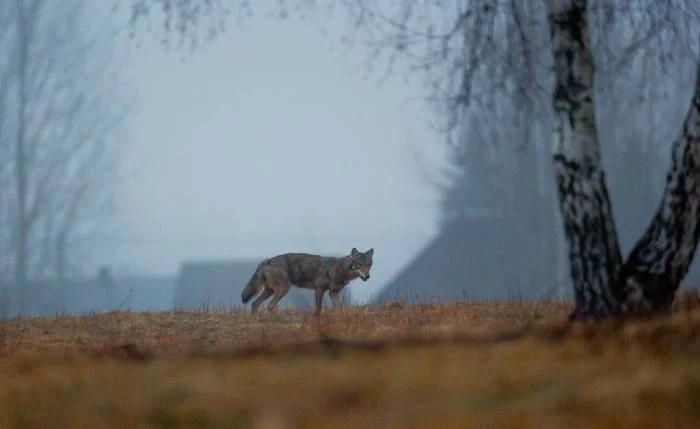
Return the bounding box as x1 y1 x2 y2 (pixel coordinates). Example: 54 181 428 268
0 293 698 428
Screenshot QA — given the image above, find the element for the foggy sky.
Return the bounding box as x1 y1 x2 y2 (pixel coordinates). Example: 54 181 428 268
102 11 444 303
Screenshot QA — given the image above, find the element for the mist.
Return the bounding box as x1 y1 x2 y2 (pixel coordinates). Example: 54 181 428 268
0 1 698 316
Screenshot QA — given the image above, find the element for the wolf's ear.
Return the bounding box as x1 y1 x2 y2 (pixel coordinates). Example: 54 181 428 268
351 247 359 256
366 248 374 257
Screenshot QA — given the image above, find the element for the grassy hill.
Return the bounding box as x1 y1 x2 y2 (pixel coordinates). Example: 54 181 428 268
0 294 698 428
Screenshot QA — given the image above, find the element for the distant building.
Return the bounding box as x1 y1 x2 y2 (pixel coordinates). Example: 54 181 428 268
371 217 561 304
112 275 177 311
0 272 176 317
173 259 345 311
373 216 700 305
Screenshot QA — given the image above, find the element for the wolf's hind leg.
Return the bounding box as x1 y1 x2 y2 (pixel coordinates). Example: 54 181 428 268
251 288 273 313
266 282 291 312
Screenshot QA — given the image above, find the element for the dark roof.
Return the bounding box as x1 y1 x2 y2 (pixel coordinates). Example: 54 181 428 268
371 217 553 304
173 259 314 310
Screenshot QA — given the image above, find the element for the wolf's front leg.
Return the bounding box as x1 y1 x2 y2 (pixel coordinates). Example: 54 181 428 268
313 288 326 316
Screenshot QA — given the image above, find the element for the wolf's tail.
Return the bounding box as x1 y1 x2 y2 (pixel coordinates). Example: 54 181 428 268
241 261 266 304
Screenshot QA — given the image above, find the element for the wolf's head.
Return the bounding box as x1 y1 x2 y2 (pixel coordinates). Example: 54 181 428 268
349 247 374 281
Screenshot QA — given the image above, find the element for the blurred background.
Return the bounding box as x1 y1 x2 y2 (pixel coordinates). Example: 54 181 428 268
0 0 698 316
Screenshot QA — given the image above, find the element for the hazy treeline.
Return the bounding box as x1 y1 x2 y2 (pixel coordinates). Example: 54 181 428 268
0 0 129 315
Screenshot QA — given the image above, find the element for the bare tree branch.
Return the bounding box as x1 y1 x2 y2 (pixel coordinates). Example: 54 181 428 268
122 0 699 136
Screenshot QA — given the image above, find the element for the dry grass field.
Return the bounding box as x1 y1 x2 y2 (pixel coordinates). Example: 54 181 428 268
0 293 699 428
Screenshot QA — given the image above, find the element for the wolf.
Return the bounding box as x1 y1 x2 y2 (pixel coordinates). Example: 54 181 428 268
240 247 374 315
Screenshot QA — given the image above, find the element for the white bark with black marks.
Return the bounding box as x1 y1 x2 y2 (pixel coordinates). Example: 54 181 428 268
548 0 634 319
618 63 700 313
549 0 700 319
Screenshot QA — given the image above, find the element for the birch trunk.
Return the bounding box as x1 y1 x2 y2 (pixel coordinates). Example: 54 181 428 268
548 0 700 319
